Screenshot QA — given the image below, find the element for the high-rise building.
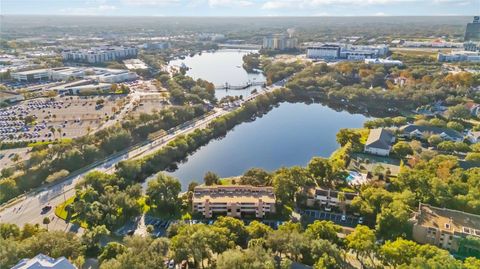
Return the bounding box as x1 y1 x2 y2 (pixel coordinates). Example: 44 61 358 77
465 16 480 41
262 34 297 50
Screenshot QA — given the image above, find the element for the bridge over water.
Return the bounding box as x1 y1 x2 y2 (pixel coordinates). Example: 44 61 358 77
215 81 265 90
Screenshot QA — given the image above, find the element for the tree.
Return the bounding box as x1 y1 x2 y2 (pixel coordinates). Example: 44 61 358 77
0 223 20 239
428 135 443 146
272 167 307 206
307 157 334 187
446 104 470 120
379 238 419 267
310 239 344 269
392 141 413 159
240 168 271 186
99 242 127 263
336 129 361 148
305 220 342 246
216 246 275 269
346 225 376 268
21 231 85 261
214 217 248 247
247 220 273 240
447 121 464 132
82 225 110 256
146 173 181 214
42 217 51 231
203 171 220 186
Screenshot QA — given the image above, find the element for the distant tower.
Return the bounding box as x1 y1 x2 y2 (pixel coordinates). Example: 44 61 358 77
465 16 480 41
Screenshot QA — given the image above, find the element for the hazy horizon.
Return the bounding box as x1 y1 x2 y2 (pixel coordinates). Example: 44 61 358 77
2 0 478 17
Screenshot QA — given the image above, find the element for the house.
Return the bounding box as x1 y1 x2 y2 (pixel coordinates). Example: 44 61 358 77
306 188 358 209
192 185 276 218
400 124 464 142
410 203 480 255
11 254 76 269
364 128 395 156
467 131 480 143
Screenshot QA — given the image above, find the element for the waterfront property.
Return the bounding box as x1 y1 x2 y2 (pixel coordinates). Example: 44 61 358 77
192 185 276 218
364 128 395 156
306 188 358 210
399 124 464 142
306 43 388 60
410 203 480 255
61 46 138 63
11 253 76 269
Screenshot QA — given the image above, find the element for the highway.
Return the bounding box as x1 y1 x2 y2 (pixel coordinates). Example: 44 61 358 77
0 82 285 232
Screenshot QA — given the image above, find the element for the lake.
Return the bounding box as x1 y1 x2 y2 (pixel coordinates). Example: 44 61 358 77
169 49 266 99
167 102 369 189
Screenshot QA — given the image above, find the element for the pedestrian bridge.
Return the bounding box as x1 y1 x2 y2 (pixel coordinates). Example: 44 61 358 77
215 81 265 90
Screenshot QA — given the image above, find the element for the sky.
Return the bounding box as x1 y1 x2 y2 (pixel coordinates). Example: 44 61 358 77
1 0 479 16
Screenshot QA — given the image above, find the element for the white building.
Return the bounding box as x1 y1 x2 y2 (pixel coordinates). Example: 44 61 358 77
87 68 137 83
307 43 388 60
306 188 358 209
49 67 85 81
437 51 480 63
364 58 403 66
51 80 112 95
62 46 138 63
307 44 341 59
0 91 24 103
11 69 49 81
364 128 395 156
11 254 76 269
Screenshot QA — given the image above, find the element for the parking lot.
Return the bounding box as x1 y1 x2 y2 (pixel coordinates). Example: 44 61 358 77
0 95 130 143
303 209 361 228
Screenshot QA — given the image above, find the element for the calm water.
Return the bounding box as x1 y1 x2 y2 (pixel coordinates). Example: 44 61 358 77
169 49 266 99
167 102 369 189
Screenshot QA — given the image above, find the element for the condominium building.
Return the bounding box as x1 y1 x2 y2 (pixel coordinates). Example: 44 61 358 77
306 188 358 209
263 34 297 50
411 203 480 254
192 185 276 218
62 46 138 63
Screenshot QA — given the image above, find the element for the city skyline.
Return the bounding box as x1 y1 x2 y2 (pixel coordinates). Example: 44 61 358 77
2 0 478 16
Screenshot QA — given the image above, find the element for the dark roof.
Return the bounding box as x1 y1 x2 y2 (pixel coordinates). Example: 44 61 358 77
365 128 394 150
400 125 463 140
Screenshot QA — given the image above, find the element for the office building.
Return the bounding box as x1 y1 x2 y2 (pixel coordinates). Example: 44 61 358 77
12 253 77 269
465 16 480 41
307 44 388 60
51 80 112 95
437 51 480 63
62 46 138 64
87 68 137 83
49 67 85 81
411 203 480 254
263 34 297 50
143 42 171 50
11 69 49 81
192 185 276 218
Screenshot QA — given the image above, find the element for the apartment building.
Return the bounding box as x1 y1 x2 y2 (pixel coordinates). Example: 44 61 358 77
192 185 276 218
263 34 297 50
411 203 480 255
62 46 138 63
306 188 358 209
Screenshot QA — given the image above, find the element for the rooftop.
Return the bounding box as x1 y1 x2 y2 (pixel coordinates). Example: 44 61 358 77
193 185 276 204
11 254 76 269
414 203 480 237
365 128 394 150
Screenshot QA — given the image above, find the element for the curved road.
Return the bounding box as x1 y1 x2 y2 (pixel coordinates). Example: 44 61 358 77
0 82 284 232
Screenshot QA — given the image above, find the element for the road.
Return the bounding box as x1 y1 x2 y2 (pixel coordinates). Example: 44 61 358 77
0 82 285 232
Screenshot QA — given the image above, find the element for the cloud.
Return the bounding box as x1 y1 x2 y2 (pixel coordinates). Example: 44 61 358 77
60 4 117 15
208 0 254 7
121 0 181 6
261 0 446 10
